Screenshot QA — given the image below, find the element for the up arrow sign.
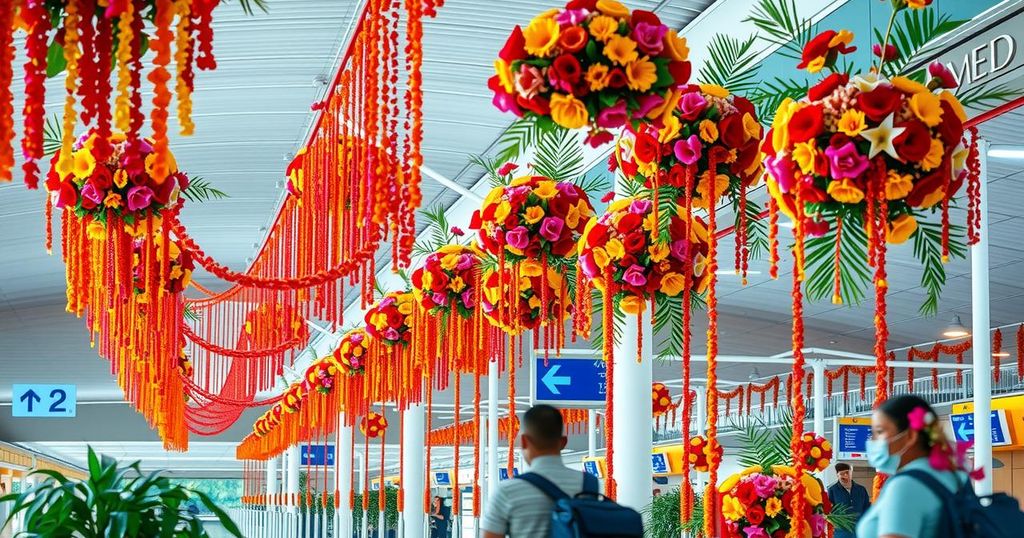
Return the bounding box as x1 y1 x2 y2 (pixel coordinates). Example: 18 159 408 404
541 365 571 395
19 389 41 412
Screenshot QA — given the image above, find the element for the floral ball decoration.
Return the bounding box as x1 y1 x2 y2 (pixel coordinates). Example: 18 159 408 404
489 0 692 146
361 412 389 438
47 132 188 223
304 357 338 395
332 328 370 376
481 261 564 334
617 84 764 210
687 435 721 473
364 291 415 347
282 384 306 414
718 465 830 538
472 175 595 266
799 433 833 472
411 244 482 318
651 382 672 416
577 196 710 314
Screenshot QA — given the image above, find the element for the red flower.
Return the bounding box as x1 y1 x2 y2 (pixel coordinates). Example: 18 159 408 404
607 68 627 89
517 94 551 116
55 181 78 209
622 231 645 254
549 54 583 93
797 30 856 71
600 192 615 203
451 226 465 236
807 72 848 101
667 163 686 187
633 131 660 163
873 43 899 61
552 237 576 257
616 213 642 233
498 162 519 176
558 26 588 54
586 129 615 147
587 222 609 245
746 504 766 526
894 120 931 161
548 195 571 218
565 0 597 9
907 165 949 208
735 481 758 506
787 104 824 144
719 113 747 148
90 165 113 190
936 100 964 146
630 9 662 28
499 26 527 62
857 85 901 122
668 61 692 88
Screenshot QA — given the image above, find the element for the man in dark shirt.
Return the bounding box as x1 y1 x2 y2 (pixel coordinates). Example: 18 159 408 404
827 462 871 538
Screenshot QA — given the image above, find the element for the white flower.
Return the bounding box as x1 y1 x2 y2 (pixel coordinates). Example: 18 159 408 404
853 72 888 93
860 113 906 159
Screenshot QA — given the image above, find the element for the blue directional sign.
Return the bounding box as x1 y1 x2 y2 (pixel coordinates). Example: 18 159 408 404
834 417 872 460
300 445 335 466
434 472 452 486
582 460 602 478
951 410 1011 447
533 357 606 407
12 384 76 418
651 453 669 475
498 467 520 481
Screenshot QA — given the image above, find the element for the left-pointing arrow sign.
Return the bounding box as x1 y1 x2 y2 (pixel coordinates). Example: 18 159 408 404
19 389 41 412
541 365 572 395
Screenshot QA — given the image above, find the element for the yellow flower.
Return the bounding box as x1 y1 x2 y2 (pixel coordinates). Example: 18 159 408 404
663 31 689 61
829 29 854 49
891 76 928 95
72 150 96 179
720 494 746 521
771 99 801 152
494 201 512 222
909 91 944 127
448 276 466 293
528 295 542 309
625 58 657 92
596 0 630 18
550 93 589 129
940 90 967 122
619 295 646 314
114 169 129 189
521 259 543 277
649 88 682 122
586 64 610 91
605 238 625 260
827 178 865 204
648 242 669 263
86 221 107 241
533 181 558 199
440 253 460 270
802 472 824 506
885 170 914 200
952 144 969 171
742 112 761 141
698 120 718 143
565 204 581 229
792 141 818 175
522 16 560 57
591 247 610 268
103 192 123 209
524 205 545 224
660 272 685 296
695 172 729 208
837 108 867 137
907 0 929 9
494 59 514 93
806 56 826 74
700 84 729 98
659 115 681 143
420 272 434 291
764 496 783 517
588 15 619 43
604 34 638 66
518 276 533 292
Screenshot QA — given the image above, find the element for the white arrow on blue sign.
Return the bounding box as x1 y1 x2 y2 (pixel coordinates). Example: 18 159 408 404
12 384 76 418
950 410 1011 447
532 356 606 407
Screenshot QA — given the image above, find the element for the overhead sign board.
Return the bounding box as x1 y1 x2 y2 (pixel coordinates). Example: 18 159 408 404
582 457 605 478
11 384 76 418
498 467 520 481
532 356 606 407
433 472 451 487
834 417 871 460
951 410 1012 447
300 445 335 466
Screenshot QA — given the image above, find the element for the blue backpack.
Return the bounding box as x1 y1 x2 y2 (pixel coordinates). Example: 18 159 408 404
900 469 1024 538
516 472 644 538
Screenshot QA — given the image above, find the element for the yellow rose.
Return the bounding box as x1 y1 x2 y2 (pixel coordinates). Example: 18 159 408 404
917 185 946 209
533 181 558 199
649 88 682 123
604 34 638 66
698 119 718 143
952 144 969 171
618 295 646 314
420 271 434 291
885 170 914 200
764 496 783 517
596 0 630 18
837 108 867 137
907 0 929 8
550 93 589 129
591 246 610 269
528 295 542 309
605 238 625 260
700 84 729 99
520 259 543 277
397 298 413 315
587 15 619 43
113 169 129 189
494 59 514 93
586 64 610 91
494 201 512 222
695 172 729 208
519 276 533 292
663 31 689 61
887 214 918 244
720 494 746 521
86 221 107 241
827 178 865 204
660 272 685 296
522 16 560 57
910 91 943 127
72 150 96 179
801 472 824 506
792 141 818 175
625 58 657 92
524 205 545 224
448 276 466 293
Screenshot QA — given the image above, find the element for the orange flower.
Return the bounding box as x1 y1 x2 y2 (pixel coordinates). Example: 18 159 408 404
587 15 619 43
625 58 657 92
523 16 560 57
586 64 610 91
827 178 865 204
698 120 718 143
550 93 589 129
663 31 689 61
103 192 123 209
596 0 630 18
619 295 646 314
604 35 638 66
885 170 914 200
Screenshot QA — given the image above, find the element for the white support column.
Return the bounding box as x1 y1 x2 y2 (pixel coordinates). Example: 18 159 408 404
357 452 368 538
973 139 993 496
487 358 500 504
812 360 826 440
403 403 427 538
587 409 597 457
612 308 654 512
266 457 279 538
338 421 354 538
286 445 301 515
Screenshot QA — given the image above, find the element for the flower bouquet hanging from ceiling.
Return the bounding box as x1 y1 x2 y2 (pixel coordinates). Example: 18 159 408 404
488 0 691 146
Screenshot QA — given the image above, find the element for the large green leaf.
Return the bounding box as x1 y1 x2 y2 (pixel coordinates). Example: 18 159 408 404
698 33 761 95
744 0 816 61
803 218 871 307
532 126 585 182
876 8 967 78
913 219 966 316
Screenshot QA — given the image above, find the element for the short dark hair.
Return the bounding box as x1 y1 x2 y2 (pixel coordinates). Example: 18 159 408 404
835 462 851 472
523 404 564 449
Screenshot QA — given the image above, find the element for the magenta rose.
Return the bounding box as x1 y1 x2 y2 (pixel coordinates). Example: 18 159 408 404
80 182 104 210
126 185 155 212
633 93 665 119
597 100 629 129
765 154 796 193
622 264 647 287
673 134 702 165
824 141 869 179
505 226 530 249
678 91 707 121
633 21 667 56
539 217 565 242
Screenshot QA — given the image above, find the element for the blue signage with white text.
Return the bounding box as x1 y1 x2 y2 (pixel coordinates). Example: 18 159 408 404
951 410 1011 447
533 357 606 407
434 472 451 486
582 461 602 478
300 445 335 466
498 468 520 481
12 384 76 418
651 453 669 474
838 423 871 453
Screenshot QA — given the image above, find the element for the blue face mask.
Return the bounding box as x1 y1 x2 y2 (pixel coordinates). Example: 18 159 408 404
866 430 909 475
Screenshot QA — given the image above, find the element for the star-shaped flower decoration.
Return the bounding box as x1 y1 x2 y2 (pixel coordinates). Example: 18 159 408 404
859 113 905 159
852 72 886 92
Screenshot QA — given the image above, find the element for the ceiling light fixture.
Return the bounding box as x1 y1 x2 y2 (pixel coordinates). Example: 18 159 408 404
987 145 1024 160
942 314 970 338
993 352 1010 357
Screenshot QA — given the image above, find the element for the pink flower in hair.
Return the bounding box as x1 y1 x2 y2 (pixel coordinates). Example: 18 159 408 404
908 406 933 430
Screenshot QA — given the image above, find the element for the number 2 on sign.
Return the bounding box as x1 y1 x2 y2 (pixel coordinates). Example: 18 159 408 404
49 389 68 413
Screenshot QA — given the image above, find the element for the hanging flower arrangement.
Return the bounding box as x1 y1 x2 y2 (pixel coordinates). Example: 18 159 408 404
718 465 831 538
132 231 194 297
481 261 563 334
489 0 691 146
364 291 415 347
687 435 721 473
651 382 672 416
411 244 482 318
361 412 388 439
332 328 370 376
304 357 337 395
798 433 833 472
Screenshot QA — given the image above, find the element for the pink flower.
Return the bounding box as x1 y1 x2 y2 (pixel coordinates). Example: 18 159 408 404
497 162 519 176
432 292 447 305
908 406 932 430
514 64 547 100
678 91 707 121
805 216 829 238
379 297 396 309
539 217 565 242
580 252 600 279
455 253 474 271
673 134 702 165
765 154 796 193
872 43 899 61
461 289 474 307
556 8 589 25
633 94 665 119
669 239 689 262
80 182 105 208
383 328 400 341
585 129 615 147
597 100 629 129
633 21 667 56
824 141 870 180
750 474 778 499
810 514 827 537
742 526 768 538
489 76 522 116
629 198 651 215
451 226 465 236
928 61 958 89
622 264 647 287
505 226 530 249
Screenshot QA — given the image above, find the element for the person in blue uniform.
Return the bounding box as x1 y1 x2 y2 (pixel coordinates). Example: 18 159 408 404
827 462 869 538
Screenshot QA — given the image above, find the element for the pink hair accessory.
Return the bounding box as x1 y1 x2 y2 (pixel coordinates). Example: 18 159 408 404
908 406 935 430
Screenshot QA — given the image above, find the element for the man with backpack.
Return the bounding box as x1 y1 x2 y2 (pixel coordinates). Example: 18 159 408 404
481 404 643 537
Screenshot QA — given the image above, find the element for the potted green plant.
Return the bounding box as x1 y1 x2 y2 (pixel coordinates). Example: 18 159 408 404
0 447 241 537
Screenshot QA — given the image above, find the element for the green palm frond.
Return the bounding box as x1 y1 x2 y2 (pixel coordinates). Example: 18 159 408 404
412 204 461 256
232 0 269 15
749 77 809 126
494 118 548 164
957 83 1020 110
803 217 870 307
913 219 966 316
642 487 694 538
732 415 779 470
732 197 769 261
771 406 795 465
698 33 761 95
876 9 966 78
533 126 585 182
181 177 228 203
469 154 507 188
828 502 858 532
183 302 201 322
43 115 63 156
653 291 706 362
744 0 815 61
682 493 705 536
574 173 612 199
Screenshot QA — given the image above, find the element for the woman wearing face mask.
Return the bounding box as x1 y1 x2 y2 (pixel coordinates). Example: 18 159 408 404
856 394 979 538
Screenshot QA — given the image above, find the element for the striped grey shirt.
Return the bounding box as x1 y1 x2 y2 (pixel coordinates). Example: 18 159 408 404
481 455 590 537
